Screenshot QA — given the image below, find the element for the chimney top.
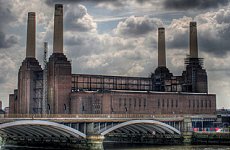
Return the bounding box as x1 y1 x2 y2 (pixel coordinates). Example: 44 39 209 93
190 22 197 27
28 12 35 17
55 4 63 11
55 4 63 8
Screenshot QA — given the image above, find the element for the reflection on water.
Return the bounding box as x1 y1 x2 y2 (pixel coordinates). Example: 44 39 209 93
1 145 230 150
1 145 72 150
105 145 230 150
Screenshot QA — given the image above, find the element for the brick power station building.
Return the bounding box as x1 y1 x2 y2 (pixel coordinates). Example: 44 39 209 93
9 4 216 115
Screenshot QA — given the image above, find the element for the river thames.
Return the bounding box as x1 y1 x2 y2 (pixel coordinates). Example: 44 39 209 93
1 145 230 150
105 145 230 150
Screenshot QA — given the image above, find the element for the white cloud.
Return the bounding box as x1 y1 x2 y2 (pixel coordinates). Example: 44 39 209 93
95 0 162 11
64 4 97 32
10 0 52 27
114 15 163 37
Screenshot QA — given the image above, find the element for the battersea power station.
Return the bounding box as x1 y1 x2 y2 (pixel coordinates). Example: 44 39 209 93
9 4 216 115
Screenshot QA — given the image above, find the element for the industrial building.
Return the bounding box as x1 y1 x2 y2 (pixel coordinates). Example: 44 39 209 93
9 4 216 115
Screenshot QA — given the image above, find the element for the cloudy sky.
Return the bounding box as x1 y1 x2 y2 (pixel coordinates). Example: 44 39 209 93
0 0 230 109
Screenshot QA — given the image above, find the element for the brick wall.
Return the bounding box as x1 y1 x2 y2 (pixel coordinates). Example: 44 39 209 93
70 91 216 115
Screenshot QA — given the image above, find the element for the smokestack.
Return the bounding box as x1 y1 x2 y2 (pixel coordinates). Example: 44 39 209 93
26 12 36 58
158 28 166 67
190 22 198 58
53 4 63 53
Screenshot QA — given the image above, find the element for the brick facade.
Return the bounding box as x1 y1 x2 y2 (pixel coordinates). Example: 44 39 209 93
70 91 216 115
47 53 71 114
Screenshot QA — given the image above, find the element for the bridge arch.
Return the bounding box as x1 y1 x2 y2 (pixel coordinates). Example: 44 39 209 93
0 120 86 139
99 120 181 136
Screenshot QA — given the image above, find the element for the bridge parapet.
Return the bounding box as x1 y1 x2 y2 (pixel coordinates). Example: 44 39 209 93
5 113 186 119
1 114 185 126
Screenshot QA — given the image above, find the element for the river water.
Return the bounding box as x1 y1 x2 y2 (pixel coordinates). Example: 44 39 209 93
1 145 230 150
105 145 230 150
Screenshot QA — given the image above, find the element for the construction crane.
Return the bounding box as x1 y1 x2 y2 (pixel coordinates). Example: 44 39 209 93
42 42 48 114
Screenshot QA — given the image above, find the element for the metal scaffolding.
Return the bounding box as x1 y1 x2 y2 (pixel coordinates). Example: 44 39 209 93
42 42 48 114
33 71 43 114
184 57 204 92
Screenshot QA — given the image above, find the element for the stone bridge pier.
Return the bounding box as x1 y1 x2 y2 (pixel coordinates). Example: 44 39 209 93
86 123 104 150
182 116 193 144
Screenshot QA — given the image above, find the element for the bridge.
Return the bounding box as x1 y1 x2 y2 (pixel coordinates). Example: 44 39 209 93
0 114 215 150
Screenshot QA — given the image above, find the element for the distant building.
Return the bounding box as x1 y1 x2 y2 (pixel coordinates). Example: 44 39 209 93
0 100 4 117
4 107 9 114
214 109 230 127
9 4 216 115
0 100 2 110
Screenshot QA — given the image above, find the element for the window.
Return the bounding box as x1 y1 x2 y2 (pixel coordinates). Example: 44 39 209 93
171 99 173 107
176 99 178 108
197 100 199 108
119 98 122 107
162 99 164 107
205 100 207 108
139 98 141 107
201 100 203 108
189 100 190 108
144 98 147 107
193 100 195 108
167 99 169 108
129 98 132 107
158 99 160 108
134 98 136 107
209 100 211 108
124 98 126 106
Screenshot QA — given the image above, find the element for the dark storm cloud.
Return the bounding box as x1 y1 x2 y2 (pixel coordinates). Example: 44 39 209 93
167 27 230 57
45 0 78 6
167 25 230 57
0 32 18 48
163 0 229 10
194 9 230 57
199 25 230 57
0 76 6 84
45 0 123 6
167 32 188 49
0 1 16 28
0 1 17 49
218 25 230 40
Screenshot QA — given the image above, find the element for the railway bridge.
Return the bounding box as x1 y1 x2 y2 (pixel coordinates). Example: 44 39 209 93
0 114 212 150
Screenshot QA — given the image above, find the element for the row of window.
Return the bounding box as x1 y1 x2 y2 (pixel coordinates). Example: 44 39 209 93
117 98 212 109
189 99 211 108
72 76 150 84
158 99 178 108
118 98 147 108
